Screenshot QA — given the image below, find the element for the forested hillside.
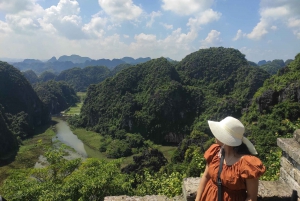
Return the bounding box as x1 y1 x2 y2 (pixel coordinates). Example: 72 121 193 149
75 47 270 145
242 53 300 160
34 81 79 114
23 64 133 92
55 66 111 92
0 61 49 157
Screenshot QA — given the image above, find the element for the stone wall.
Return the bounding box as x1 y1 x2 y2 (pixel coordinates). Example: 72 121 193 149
105 129 300 201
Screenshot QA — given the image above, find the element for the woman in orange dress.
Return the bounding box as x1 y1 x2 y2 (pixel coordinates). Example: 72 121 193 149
195 116 266 201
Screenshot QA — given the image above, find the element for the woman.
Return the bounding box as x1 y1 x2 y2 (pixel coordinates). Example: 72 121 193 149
195 116 266 201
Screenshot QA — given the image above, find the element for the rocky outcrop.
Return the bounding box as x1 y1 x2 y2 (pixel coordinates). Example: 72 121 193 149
257 90 279 113
256 83 300 113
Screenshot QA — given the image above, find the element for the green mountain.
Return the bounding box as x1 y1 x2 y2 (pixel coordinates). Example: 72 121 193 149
22 70 39 84
57 54 92 63
259 59 286 75
242 53 300 160
76 47 270 144
34 81 79 114
55 66 111 92
0 61 49 157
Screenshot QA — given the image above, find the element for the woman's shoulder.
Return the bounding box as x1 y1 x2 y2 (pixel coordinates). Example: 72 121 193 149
205 144 221 155
204 144 220 164
240 155 266 179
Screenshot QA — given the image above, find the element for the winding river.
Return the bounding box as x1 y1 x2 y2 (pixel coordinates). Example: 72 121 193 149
54 118 87 158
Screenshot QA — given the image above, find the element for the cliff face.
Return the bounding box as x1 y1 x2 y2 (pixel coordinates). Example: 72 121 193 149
257 83 300 113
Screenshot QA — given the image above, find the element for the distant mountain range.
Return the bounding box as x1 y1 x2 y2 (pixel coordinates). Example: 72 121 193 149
1 55 162 75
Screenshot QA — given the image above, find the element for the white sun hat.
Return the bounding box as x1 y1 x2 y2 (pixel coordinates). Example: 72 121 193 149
208 116 258 155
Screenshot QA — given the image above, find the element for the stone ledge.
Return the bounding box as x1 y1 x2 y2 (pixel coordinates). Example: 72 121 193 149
294 129 300 144
104 195 184 201
280 167 300 196
182 177 200 201
182 178 293 201
277 138 300 165
281 156 300 184
258 180 292 201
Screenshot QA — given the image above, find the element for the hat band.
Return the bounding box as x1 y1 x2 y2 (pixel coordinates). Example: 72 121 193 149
222 124 243 140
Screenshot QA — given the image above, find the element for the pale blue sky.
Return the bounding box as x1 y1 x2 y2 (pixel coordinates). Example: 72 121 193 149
0 0 299 62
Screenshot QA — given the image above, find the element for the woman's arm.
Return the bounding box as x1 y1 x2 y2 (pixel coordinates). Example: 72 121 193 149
245 178 259 201
195 164 210 201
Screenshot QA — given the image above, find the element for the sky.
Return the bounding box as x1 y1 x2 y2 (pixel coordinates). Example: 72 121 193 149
0 0 299 63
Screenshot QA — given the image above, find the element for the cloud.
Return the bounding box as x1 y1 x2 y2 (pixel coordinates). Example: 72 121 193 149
187 9 221 30
0 20 12 33
41 0 85 39
247 0 300 40
161 0 214 15
82 15 108 38
146 11 161 28
123 34 129 38
233 29 244 41
270 26 277 30
288 18 300 28
161 23 173 30
260 6 289 19
3 2 44 34
98 0 143 21
247 20 268 40
200 30 221 48
0 0 35 13
134 33 156 43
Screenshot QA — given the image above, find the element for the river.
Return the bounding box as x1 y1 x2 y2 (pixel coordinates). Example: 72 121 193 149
35 118 88 168
54 118 87 158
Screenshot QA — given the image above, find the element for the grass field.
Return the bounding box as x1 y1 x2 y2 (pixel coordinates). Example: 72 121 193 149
63 92 86 116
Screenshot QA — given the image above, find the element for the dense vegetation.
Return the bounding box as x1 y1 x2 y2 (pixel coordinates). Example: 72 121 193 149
0 61 49 157
258 59 286 75
1 49 299 200
23 64 133 92
34 81 79 115
76 47 270 146
241 53 300 179
14 55 151 74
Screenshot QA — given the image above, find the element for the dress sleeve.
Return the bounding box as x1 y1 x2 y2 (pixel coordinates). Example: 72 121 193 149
204 144 220 164
240 155 266 179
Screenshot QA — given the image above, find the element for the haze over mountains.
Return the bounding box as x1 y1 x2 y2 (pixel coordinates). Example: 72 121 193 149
6 55 154 75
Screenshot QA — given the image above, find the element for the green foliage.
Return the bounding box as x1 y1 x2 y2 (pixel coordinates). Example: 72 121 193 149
55 66 111 92
260 148 281 181
106 139 132 158
76 48 268 147
22 70 39 84
34 80 79 114
242 52 300 179
259 59 285 75
134 170 184 197
1 147 133 201
39 71 57 82
0 61 49 155
184 146 206 177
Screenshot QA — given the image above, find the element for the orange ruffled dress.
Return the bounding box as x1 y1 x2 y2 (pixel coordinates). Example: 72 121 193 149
200 144 266 201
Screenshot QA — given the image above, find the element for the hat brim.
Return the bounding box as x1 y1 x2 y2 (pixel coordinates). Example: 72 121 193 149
208 120 258 155
208 120 242 146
